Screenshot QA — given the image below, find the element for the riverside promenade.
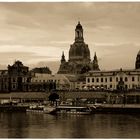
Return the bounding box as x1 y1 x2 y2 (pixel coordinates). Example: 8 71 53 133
0 91 139 103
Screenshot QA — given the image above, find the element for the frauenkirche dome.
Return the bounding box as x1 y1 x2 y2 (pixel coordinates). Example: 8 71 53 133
57 22 100 74
69 22 90 64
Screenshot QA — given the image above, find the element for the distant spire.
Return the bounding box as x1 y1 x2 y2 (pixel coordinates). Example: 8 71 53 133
94 52 97 61
62 51 64 56
61 51 66 63
78 21 80 24
93 52 100 71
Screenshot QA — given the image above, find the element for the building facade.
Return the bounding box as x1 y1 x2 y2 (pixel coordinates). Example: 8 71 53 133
0 70 9 92
8 60 31 92
58 22 100 74
29 73 76 91
0 60 31 92
86 69 140 91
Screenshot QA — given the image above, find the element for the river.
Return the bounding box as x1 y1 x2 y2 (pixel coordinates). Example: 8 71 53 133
0 112 140 138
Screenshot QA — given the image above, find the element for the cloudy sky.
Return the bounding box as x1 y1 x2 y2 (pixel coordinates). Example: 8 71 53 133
0 2 140 73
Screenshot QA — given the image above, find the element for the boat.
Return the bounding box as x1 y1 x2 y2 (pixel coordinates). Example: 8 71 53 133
43 106 56 114
26 105 56 114
56 106 92 115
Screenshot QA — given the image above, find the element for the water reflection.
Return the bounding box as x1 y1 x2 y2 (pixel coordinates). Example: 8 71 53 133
0 112 29 138
0 112 140 138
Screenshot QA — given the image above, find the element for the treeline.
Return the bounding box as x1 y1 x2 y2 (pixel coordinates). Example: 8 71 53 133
30 67 52 74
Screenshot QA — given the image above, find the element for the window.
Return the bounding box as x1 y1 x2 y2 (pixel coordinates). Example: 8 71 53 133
105 78 107 82
101 78 103 82
125 77 128 82
43 80 45 82
132 77 135 81
125 85 128 89
120 77 123 81
87 78 90 83
13 85 15 89
96 78 99 82
92 78 94 82
116 77 118 82
110 85 112 88
110 77 112 82
13 78 16 82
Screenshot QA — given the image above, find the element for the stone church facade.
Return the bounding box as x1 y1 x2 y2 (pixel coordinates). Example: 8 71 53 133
57 22 100 74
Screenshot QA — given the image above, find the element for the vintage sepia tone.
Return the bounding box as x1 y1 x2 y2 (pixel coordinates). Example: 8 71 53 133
0 2 140 138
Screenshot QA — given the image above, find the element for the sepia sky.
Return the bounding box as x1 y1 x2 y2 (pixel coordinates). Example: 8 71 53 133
0 2 140 73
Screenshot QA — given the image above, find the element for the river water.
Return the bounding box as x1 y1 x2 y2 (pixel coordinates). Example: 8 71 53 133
0 112 140 138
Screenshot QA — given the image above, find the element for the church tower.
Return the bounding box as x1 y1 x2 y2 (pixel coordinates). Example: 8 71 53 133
92 52 100 71
75 21 84 42
61 51 66 64
135 50 140 69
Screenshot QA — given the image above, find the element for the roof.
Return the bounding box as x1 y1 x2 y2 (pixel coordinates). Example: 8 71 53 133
0 70 8 76
87 69 140 76
64 74 77 82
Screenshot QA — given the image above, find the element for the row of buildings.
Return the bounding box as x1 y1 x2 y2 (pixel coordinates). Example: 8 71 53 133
0 22 140 92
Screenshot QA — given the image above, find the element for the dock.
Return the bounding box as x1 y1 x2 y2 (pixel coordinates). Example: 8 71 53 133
91 104 140 114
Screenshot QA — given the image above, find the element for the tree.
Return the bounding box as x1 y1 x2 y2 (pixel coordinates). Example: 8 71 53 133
48 92 59 102
30 67 52 74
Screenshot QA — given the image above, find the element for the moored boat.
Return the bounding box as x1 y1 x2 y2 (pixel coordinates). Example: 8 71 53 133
56 106 92 115
26 105 56 114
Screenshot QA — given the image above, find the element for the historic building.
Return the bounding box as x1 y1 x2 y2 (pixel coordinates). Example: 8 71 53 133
86 68 140 91
8 60 31 92
0 60 31 92
30 73 76 91
57 22 100 74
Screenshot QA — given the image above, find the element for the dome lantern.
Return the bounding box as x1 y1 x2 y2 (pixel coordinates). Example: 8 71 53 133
75 21 84 42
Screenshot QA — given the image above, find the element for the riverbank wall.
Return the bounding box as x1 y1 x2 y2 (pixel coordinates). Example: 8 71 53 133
0 91 139 103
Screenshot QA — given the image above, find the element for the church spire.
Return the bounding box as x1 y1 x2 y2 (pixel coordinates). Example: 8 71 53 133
94 52 97 61
93 52 100 71
61 51 66 64
75 21 84 42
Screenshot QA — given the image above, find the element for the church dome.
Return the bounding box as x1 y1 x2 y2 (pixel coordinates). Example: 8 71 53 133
69 42 90 61
69 22 90 62
138 50 140 55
